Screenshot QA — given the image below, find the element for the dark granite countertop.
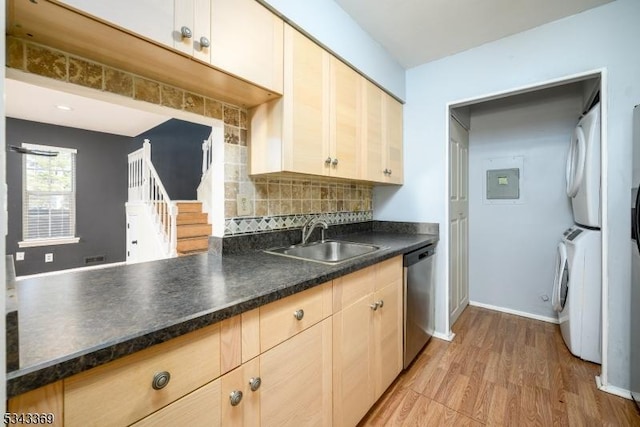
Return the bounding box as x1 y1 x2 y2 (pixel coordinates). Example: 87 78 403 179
8 229 438 397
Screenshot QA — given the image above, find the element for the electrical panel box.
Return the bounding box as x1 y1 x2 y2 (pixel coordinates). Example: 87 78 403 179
486 168 520 199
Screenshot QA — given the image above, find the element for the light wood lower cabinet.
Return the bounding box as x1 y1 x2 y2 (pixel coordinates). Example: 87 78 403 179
333 256 403 427
8 257 403 427
260 318 333 427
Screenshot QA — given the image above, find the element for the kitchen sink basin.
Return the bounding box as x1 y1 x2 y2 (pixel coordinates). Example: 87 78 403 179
264 240 381 264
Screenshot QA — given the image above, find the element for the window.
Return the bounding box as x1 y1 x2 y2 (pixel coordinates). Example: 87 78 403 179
19 143 79 247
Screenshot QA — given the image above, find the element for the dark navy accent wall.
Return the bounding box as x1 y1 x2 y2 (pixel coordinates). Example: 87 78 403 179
6 118 130 276
134 119 211 200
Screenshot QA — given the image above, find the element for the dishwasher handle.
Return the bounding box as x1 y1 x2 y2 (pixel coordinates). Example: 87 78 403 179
404 244 435 267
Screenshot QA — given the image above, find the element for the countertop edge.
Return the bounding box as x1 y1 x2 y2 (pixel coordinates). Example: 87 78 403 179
7 233 438 397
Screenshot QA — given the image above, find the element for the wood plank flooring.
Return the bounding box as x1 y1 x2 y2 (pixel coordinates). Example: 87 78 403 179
359 306 640 426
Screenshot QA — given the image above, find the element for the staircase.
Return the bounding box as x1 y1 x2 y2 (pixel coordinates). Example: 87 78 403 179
176 202 211 256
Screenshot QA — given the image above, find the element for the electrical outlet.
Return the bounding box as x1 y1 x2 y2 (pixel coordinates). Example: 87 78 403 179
15 252 24 261
236 194 251 216
45 253 54 263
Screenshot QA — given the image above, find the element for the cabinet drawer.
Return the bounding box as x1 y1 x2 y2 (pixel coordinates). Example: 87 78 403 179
132 379 221 427
260 282 332 352
375 256 402 290
64 323 221 427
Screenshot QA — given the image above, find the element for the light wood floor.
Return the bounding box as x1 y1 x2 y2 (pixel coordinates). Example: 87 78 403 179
360 306 640 426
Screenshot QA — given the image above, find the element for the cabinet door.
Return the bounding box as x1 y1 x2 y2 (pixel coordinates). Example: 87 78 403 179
384 94 404 184
283 26 330 176
173 0 211 61
333 296 375 427
210 0 283 93
260 319 332 427
373 279 403 399
330 57 361 180
361 79 384 182
220 358 260 427
58 0 175 48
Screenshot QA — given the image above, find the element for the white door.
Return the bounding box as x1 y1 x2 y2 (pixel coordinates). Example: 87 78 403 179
126 215 139 263
449 115 469 326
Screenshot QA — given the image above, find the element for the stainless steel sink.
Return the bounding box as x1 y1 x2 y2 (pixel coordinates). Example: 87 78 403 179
264 240 381 264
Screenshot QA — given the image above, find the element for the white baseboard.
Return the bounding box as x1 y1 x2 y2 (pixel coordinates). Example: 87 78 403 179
433 331 456 342
17 262 126 280
596 376 633 400
469 300 559 324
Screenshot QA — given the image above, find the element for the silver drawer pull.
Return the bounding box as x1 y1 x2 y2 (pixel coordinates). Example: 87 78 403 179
376 300 384 308
199 36 210 48
180 26 192 39
293 309 304 321
370 302 379 311
249 376 262 392
152 371 171 390
230 390 243 406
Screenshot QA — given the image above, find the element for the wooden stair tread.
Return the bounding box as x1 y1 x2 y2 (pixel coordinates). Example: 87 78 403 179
176 212 208 225
177 223 212 239
176 202 203 213
176 236 209 253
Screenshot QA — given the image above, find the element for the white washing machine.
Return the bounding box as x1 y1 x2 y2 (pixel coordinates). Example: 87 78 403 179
552 226 602 364
566 102 601 228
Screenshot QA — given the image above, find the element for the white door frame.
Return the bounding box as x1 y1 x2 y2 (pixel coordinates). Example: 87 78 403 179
443 68 609 388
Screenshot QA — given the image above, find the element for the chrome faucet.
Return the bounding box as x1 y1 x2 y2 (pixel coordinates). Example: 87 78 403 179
301 217 329 244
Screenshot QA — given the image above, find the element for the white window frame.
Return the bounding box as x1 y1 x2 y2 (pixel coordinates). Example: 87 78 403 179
18 143 80 248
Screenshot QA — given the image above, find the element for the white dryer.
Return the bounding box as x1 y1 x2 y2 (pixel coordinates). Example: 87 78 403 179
566 102 601 228
552 226 602 364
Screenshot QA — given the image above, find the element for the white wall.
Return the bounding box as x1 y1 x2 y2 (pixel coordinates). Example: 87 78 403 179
374 0 640 390
468 86 582 320
260 0 406 100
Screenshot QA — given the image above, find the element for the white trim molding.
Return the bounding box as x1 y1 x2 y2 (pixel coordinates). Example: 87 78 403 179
433 331 456 342
18 237 80 248
16 261 126 280
469 300 560 324
596 376 632 400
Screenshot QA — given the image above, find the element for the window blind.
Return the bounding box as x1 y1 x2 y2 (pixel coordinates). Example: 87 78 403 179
22 143 77 242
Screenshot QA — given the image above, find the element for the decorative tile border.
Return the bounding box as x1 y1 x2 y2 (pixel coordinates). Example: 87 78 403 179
224 211 374 236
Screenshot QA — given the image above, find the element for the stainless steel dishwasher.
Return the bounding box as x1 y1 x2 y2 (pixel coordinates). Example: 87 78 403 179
403 244 436 369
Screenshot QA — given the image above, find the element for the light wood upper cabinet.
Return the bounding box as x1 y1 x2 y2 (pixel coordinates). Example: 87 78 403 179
361 82 404 184
210 0 284 94
251 25 365 180
174 0 211 62
57 0 175 47
330 57 362 180
282 25 331 176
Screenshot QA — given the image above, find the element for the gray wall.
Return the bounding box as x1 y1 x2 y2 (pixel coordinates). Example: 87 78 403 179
468 84 583 320
6 118 130 275
134 119 211 201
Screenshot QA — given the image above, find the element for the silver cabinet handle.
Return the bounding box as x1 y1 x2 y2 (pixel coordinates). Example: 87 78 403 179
152 371 171 390
376 300 384 308
383 168 389 175
199 36 210 48
332 158 339 166
325 157 332 165
293 309 304 321
370 302 379 311
181 26 192 39
229 390 243 406
388 169 392 176
249 377 262 392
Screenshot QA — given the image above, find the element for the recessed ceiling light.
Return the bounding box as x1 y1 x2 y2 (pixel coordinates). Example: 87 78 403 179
55 105 73 111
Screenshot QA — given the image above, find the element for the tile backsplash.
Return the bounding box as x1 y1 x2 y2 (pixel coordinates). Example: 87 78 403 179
7 37 375 237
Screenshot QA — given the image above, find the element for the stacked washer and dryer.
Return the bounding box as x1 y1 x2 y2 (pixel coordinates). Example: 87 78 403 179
551 101 602 364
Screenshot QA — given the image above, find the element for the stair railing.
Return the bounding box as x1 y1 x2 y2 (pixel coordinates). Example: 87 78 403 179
202 131 213 179
127 139 177 257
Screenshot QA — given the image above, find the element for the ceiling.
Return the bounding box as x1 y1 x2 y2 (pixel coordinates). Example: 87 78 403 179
5 79 170 137
333 0 614 68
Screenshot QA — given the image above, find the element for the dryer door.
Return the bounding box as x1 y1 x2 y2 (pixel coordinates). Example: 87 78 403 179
566 125 587 198
552 242 569 312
